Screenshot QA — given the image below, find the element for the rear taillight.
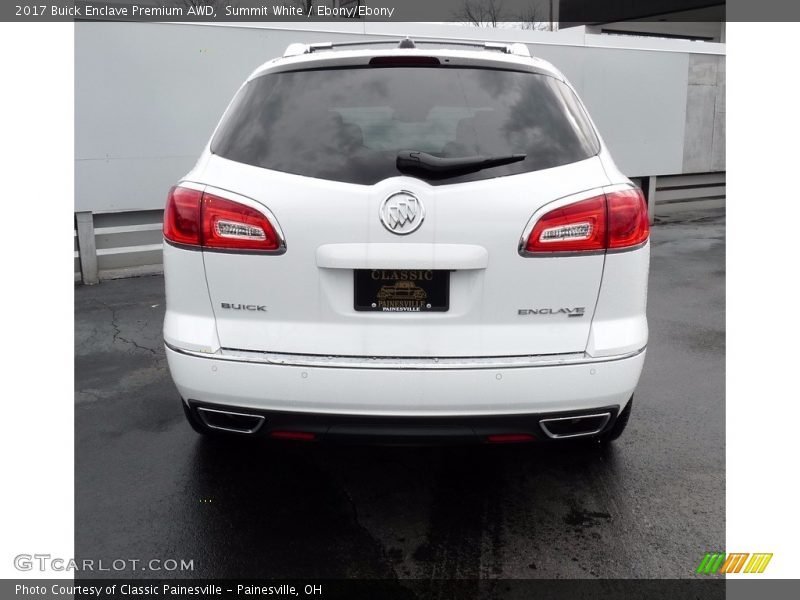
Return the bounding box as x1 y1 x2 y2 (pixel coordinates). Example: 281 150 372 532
606 188 650 249
164 186 282 252
525 195 606 253
201 193 281 251
163 186 202 246
523 187 648 254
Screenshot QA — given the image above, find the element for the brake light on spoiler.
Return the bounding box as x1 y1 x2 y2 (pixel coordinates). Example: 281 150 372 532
522 187 649 254
164 186 285 253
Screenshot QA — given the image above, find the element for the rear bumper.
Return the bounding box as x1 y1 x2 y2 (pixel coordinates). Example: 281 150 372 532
166 344 645 421
186 400 623 444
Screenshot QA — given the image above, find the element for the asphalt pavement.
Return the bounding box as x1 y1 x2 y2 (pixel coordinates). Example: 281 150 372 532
74 207 725 583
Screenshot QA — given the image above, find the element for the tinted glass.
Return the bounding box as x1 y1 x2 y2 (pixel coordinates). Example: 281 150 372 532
211 67 600 185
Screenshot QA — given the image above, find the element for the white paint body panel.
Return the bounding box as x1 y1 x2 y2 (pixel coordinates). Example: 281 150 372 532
163 47 649 416
166 346 644 417
163 242 219 353
315 243 489 270
196 156 610 357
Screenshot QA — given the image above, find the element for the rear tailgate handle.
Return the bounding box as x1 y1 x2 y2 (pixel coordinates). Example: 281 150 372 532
316 243 488 270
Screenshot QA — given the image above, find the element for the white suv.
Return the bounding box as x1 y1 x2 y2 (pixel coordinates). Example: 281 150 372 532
163 39 649 444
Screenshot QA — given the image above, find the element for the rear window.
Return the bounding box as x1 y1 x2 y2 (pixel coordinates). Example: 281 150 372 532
211 66 600 185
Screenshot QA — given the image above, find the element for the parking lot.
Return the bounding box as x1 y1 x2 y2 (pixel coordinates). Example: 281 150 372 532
74 207 724 581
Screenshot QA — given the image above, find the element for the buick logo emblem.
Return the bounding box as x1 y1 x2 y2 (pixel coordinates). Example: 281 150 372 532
380 191 425 235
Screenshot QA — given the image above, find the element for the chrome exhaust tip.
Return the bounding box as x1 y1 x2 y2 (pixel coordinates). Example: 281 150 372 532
539 412 612 439
196 407 265 434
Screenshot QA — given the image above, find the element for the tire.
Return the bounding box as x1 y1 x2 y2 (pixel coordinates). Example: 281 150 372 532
181 400 213 436
600 396 633 443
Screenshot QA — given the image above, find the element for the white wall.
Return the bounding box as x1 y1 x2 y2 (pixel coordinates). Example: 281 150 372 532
75 21 725 213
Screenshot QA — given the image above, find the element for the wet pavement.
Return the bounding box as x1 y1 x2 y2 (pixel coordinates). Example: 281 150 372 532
74 208 725 581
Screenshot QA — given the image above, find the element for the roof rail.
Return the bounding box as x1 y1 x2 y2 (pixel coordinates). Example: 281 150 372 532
282 38 531 58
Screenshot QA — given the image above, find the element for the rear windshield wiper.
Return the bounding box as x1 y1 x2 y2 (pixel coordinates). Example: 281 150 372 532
396 150 526 177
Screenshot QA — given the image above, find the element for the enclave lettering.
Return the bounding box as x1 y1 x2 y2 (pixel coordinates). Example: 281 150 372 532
518 307 586 316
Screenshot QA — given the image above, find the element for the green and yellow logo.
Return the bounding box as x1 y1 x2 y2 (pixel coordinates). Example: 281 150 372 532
696 552 773 574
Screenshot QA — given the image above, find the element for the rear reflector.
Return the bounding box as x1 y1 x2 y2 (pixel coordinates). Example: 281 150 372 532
269 431 317 441
487 433 536 444
523 187 648 254
164 186 282 252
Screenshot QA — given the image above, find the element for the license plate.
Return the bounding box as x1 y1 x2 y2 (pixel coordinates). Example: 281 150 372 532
354 269 450 312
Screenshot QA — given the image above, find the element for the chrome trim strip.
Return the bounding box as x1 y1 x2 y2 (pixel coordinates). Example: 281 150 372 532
603 182 639 195
196 407 265 434
606 239 649 255
539 412 612 439
518 248 606 258
164 238 201 252
176 181 206 193
166 343 646 371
